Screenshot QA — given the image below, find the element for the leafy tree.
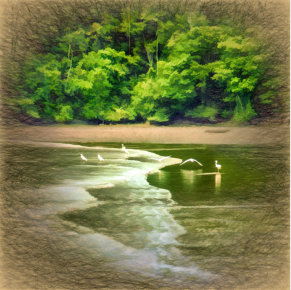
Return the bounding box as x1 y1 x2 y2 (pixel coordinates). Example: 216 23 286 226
21 54 66 120
212 35 266 121
131 24 224 122
18 9 277 124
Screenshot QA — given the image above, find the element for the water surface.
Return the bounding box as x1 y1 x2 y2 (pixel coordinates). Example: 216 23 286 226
1 142 289 289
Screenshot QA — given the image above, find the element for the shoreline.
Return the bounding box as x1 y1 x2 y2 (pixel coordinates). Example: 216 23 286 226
2 124 289 145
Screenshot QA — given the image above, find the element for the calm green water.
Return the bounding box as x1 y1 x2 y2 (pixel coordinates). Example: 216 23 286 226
146 144 289 284
1 142 289 289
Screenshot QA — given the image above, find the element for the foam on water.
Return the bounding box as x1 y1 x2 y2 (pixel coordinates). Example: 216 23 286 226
34 142 215 280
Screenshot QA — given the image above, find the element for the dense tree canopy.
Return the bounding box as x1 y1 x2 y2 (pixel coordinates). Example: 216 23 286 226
4 1 288 124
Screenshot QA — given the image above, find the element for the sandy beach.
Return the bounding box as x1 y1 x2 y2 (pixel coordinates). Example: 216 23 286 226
2 124 289 145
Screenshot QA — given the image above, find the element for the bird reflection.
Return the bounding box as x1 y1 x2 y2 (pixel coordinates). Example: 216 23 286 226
181 169 202 186
215 173 221 193
156 169 163 181
155 168 221 195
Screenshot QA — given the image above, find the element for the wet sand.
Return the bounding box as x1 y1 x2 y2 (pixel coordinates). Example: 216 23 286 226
2 124 289 145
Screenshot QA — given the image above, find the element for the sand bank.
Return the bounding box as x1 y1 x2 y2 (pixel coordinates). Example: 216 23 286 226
2 124 289 145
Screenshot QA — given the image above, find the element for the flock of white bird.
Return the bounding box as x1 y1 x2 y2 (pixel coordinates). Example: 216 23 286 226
80 144 222 172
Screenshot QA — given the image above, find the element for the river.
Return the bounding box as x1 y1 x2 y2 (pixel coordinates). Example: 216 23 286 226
1 142 289 289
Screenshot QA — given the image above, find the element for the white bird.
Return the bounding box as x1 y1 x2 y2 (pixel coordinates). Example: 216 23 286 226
149 156 171 162
98 154 104 161
215 160 222 172
179 158 203 166
80 154 88 161
122 144 129 154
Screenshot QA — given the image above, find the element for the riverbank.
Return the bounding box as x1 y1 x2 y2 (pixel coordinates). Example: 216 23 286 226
2 124 289 145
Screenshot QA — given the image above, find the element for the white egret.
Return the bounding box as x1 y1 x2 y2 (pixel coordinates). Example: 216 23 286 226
215 160 222 172
122 144 129 154
179 158 203 167
98 154 104 161
80 154 88 161
149 156 171 162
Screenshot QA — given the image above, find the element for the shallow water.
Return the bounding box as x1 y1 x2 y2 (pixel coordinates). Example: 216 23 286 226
1 142 289 289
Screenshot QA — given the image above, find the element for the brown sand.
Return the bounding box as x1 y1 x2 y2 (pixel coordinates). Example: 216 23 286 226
2 124 289 145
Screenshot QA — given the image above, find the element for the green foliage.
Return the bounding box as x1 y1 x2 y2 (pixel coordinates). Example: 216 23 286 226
233 97 257 122
21 54 66 120
221 109 233 119
17 9 278 124
54 105 74 122
104 106 136 122
185 106 218 121
148 108 170 123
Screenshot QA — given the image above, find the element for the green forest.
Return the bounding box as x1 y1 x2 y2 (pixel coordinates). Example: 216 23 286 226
3 0 289 125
